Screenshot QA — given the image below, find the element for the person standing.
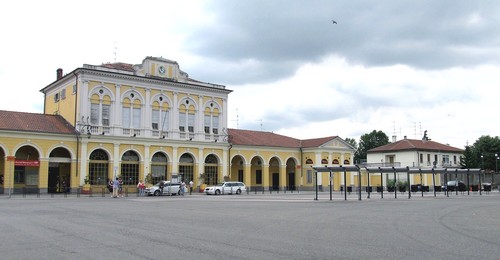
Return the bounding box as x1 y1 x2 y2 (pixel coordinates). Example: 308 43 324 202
189 180 194 195
108 179 114 197
180 180 186 196
137 180 145 196
112 177 119 198
118 177 124 197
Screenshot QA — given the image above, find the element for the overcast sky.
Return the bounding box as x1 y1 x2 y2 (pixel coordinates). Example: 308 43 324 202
1 0 499 149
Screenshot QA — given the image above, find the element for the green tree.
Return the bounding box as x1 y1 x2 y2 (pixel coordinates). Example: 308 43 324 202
357 130 390 162
460 145 475 169
470 135 500 171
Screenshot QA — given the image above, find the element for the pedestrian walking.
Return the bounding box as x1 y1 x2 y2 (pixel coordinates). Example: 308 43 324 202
189 180 194 195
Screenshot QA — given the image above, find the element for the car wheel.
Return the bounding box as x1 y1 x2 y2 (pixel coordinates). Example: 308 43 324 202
154 190 160 196
215 189 221 195
236 189 241 195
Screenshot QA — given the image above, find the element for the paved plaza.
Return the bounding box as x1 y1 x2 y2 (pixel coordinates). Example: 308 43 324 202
0 191 499 259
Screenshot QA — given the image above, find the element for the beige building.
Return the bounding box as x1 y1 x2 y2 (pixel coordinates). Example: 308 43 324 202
0 57 355 194
366 135 464 187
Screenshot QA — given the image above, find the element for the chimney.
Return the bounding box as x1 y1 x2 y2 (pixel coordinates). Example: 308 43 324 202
392 135 397 142
404 135 407 139
57 68 63 80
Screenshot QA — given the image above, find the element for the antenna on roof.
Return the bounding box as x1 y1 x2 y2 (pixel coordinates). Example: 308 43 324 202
113 41 118 62
231 108 239 129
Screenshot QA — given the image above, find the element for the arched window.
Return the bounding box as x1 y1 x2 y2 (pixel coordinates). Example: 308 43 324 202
151 152 168 184
344 159 350 165
204 154 219 185
121 151 139 185
204 101 220 138
152 95 170 137
332 159 339 164
90 88 111 126
122 92 142 132
179 99 195 139
305 159 313 164
89 149 109 185
321 159 328 164
179 153 194 183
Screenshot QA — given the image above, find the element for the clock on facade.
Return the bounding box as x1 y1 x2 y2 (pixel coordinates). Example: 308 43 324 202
158 65 166 75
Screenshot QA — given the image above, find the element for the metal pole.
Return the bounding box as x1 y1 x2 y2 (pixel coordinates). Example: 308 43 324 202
393 168 397 199
380 170 383 199
432 168 436 197
329 170 332 201
408 170 411 199
420 173 424 197
344 169 347 201
315 170 318 200
367 171 371 199
358 169 361 201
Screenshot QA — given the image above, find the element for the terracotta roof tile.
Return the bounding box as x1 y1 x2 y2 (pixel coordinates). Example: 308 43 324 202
0 110 77 135
228 129 338 148
368 138 463 153
301 136 339 148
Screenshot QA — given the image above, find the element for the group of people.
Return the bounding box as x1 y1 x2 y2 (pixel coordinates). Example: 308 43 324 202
107 177 123 198
108 178 195 197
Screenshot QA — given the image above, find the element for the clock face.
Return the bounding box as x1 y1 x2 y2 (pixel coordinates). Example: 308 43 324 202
158 65 166 75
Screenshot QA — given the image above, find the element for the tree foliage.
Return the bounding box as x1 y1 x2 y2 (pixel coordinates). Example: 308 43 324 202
467 135 500 171
356 130 389 162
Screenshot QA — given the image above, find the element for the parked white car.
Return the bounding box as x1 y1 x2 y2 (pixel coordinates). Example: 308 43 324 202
146 181 181 196
205 182 246 195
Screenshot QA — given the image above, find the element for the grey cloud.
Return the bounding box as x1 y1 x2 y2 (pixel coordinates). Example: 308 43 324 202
184 0 500 84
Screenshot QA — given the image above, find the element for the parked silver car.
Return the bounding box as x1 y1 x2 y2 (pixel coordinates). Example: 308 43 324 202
205 181 246 195
145 181 181 196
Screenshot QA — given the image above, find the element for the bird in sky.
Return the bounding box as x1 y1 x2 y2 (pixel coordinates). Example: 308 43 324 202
331 20 337 24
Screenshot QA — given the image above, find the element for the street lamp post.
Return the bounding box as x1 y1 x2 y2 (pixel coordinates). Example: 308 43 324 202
495 153 499 185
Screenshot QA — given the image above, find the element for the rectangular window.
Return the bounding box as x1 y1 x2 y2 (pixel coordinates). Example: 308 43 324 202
133 108 141 129
179 112 186 132
122 108 130 128
54 93 60 102
204 115 210 134
72 85 77 94
442 155 450 165
212 115 219 134
152 110 159 130
90 104 99 125
307 170 312 184
419 153 423 164
61 89 66 100
102 105 110 126
188 113 195 133
161 111 169 131
453 155 457 164
256 170 262 185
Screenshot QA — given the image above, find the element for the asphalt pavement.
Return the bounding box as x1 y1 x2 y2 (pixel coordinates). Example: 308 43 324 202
0 191 499 260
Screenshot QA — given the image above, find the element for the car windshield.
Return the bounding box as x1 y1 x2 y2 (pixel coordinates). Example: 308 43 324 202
217 183 225 186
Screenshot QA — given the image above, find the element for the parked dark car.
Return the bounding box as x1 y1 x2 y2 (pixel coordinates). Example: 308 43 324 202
442 180 466 192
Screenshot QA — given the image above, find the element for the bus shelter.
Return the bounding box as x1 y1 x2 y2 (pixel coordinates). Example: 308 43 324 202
312 165 361 201
365 166 410 199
